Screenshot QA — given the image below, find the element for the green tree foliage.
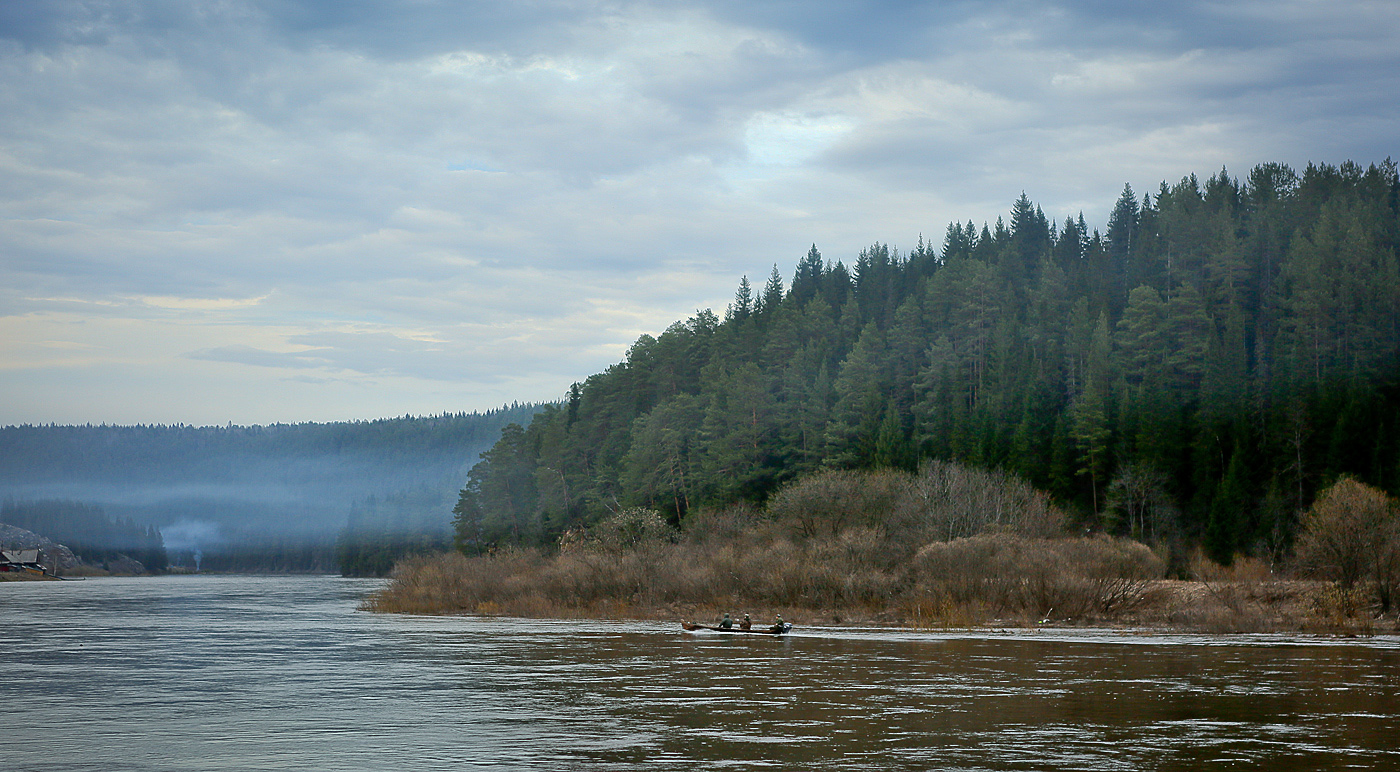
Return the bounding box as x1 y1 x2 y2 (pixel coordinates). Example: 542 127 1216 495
457 161 1400 567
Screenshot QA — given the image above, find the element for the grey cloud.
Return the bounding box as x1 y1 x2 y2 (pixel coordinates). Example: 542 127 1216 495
184 325 615 385
243 0 594 59
3 0 1397 425
186 344 326 369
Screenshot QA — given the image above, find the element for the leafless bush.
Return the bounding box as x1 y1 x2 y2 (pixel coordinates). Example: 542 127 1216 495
761 462 1067 565
680 502 765 544
1292 477 1400 612
904 460 1065 541
561 507 678 554
912 534 1163 620
764 469 911 539
1304 585 1376 634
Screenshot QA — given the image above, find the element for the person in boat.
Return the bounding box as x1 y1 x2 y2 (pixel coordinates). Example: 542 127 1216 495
718 612 734 630
769 614 785 633
739 614 752 631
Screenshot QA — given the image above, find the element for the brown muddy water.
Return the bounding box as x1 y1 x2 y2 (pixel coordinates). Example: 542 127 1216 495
2 574 1397 770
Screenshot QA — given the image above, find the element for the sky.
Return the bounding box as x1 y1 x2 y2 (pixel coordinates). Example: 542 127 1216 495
1 0 1397 427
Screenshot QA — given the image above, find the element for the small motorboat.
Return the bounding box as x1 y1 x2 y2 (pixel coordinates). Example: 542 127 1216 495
682 620 793 635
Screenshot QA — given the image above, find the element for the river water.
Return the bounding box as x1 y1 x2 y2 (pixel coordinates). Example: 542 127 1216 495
2 574 1399 771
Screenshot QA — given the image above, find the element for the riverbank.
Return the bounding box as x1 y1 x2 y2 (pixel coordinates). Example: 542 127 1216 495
369 476 1400 636
0 570 60 581
364 544 1397 635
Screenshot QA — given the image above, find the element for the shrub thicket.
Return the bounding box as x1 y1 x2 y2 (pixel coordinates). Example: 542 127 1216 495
1293 477 1400 611
913 534 1164 620
374 462 1160 624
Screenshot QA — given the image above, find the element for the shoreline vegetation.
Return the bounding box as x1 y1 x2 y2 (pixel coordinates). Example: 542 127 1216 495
372 161 1400 636
367 466 1400 636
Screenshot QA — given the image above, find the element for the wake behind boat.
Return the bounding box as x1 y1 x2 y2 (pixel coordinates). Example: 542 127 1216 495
682 620 793 635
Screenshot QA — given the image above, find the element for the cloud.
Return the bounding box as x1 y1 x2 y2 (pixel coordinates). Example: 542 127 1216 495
185 343 326 370
1 0 1396 424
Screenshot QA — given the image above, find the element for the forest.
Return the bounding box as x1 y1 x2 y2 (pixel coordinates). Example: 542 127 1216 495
0 499 168 572
0 406 542 574
453 160 1400 571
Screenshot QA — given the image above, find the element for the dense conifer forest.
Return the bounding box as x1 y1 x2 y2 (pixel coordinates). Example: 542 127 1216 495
0 407 542 573
455 161 1400 568
0 499 168 572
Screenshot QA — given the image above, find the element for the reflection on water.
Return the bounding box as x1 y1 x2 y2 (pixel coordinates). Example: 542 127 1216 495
2 575 1398 770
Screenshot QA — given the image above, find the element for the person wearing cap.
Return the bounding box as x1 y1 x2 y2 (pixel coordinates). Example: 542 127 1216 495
718 612 734 630
739 614 752 630
770 614 785 633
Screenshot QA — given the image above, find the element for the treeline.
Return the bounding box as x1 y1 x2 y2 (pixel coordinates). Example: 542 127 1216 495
181 537 338 573
337 489 454 576
1 499 167 571
0 406 543 573
0 407 542 485
456 160 1400 566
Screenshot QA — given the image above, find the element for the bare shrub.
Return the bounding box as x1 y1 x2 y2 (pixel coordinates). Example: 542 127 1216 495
1055 535 1165 580
1293 477 1399 613
764 469 910 539
912 534 1163 621
1304 585 1375 634
553 507 680 601
562 507 677 554
1055 536 1166 614
905 460 1065 541
680 502 764 544
761 462 1067 570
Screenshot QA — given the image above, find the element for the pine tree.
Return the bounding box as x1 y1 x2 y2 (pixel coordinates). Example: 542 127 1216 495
758 265 785 317
727 275 754 322
792 244 824 304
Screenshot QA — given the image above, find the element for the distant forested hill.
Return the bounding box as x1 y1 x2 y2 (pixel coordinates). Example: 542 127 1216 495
0 406 543 572
457 161 1400 566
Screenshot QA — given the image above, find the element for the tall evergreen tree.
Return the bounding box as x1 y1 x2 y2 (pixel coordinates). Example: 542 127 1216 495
452 159 1400 570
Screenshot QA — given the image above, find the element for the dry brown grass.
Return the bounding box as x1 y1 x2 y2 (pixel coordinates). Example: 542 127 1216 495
369 530 1163 626
367 467 1399 635
367 533 1400 635
0 570 57 581
911 534 1165 624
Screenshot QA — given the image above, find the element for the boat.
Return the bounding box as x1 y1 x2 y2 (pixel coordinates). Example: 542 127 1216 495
681 621 793 635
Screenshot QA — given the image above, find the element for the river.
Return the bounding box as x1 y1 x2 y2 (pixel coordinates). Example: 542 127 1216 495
2 574 1398 770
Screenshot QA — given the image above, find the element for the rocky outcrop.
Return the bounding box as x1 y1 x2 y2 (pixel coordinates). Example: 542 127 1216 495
103 555 148 575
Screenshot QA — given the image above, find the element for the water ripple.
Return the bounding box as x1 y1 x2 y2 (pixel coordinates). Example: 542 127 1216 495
2 575 1399 770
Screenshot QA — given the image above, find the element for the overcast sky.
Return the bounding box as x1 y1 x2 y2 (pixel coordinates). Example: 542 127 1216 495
2 0 1396 426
